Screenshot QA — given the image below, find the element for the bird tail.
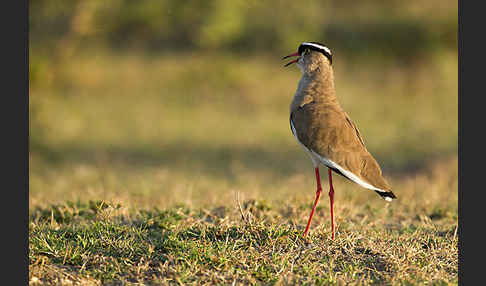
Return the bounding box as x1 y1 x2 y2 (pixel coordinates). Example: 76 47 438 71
375 190 396 202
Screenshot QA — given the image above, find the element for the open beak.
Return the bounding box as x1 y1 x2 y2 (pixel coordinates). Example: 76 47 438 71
282 52 300 67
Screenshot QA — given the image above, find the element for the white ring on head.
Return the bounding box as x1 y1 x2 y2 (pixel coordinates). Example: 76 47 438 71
301 42 332 55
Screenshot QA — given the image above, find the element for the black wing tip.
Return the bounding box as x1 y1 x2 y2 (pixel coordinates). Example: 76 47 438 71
376 190 397 201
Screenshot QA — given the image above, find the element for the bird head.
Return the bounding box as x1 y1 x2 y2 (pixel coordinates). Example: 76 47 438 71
282 42 332 73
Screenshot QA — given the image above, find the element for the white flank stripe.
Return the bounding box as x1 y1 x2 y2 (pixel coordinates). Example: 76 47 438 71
310 150 388 193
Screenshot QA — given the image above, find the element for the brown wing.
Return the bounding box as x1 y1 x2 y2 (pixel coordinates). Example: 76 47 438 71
344 112 365 147
291 101 391 192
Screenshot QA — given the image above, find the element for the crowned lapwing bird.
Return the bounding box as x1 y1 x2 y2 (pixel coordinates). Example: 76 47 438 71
282 42 396 239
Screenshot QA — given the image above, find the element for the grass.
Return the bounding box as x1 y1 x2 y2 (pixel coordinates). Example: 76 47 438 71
29 156 457 285
29 48 457 285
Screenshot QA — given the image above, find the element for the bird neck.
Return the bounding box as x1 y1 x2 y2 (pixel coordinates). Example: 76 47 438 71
298 66 339 105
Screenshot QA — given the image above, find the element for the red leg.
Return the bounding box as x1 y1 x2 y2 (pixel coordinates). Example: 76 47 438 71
303 167 323 238
328 168 335 240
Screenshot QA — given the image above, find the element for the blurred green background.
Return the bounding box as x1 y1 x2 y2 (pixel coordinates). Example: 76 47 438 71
29 0 457 209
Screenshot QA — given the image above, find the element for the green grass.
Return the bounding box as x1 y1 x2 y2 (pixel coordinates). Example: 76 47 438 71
29 48 457 285
30 166 458 285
